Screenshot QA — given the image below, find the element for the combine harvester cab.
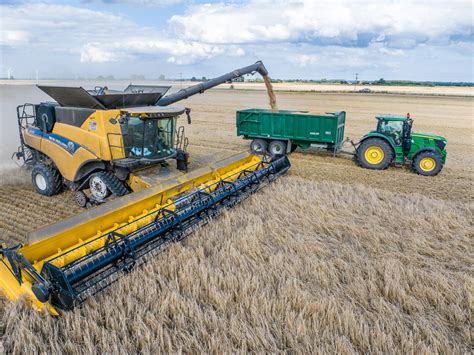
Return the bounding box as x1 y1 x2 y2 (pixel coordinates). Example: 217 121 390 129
0 153 290 315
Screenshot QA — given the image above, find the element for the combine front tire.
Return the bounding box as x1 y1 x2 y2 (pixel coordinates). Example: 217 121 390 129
31 163 63 196
250 139 268 155
412 151 443 176
356 138 393 170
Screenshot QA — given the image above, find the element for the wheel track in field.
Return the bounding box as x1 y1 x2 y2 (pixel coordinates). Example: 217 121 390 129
0 138 469 246
0 186 81 244
190 140 471 203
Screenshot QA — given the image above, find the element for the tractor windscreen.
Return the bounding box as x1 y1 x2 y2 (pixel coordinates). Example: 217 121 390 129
124 117 176 160
377 120 403 145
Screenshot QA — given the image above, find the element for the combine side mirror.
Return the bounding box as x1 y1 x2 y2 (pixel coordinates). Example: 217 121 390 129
185 108 192 124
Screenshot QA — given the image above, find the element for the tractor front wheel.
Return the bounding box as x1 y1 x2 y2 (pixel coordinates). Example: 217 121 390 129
412 151 443 176
356 138 393 170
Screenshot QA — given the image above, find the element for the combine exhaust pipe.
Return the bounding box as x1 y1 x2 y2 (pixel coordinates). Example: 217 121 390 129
156 61 269 106
0 153 290 314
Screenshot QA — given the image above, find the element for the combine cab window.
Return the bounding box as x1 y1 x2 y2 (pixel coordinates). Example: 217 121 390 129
378 120 403 145
124 117 175 159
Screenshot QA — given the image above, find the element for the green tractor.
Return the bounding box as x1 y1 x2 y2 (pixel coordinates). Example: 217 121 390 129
356 114 447 176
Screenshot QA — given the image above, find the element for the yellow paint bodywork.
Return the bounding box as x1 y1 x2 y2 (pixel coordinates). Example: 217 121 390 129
22 109 125 182
127 173 153 191
0 153 262 315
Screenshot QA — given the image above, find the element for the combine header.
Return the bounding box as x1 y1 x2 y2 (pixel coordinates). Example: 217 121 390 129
0 153 290 314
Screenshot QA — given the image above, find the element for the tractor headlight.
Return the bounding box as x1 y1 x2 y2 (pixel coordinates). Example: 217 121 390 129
435 139 446 150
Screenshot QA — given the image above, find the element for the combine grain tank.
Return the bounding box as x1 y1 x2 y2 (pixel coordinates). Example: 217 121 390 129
236 109 346 156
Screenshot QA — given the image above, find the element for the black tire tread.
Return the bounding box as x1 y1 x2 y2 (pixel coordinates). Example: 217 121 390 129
97 171 129 196
31 163 63 196
356 138 393 170
250 139 268 155
268 140 287 156
412 151 443 177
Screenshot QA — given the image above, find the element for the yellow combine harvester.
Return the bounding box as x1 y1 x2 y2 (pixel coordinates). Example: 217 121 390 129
12 61 270 206
1 61 291 314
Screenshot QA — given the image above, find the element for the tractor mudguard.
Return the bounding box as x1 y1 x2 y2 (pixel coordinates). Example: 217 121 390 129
410 147 444 162
359 132 396 151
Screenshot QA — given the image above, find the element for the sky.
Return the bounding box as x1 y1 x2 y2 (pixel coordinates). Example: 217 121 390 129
0 0 473 81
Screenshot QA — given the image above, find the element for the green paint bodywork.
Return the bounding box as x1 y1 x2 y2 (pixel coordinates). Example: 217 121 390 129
361 116 447 164
236 109 346 152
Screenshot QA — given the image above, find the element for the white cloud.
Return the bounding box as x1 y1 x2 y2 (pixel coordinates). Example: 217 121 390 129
291 54 319 67
86 0 183 4
0 30 29 46
80 43 129 63
79 39 244 64
0 3 245 65
170 0 473 48
0 1 472 80
0 3 135 47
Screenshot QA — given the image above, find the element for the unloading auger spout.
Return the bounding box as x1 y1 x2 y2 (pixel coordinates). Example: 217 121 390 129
156 61 269 106
0 153 290 314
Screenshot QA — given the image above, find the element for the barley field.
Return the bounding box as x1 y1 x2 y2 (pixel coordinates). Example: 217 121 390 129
0 86 472 353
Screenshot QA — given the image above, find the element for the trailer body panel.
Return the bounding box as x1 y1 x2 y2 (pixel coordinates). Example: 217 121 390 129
236 109 346 152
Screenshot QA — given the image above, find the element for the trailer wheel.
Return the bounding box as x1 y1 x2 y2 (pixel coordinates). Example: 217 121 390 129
268 140 287 156
356 138 393 170
412 151 443 176
290 144 298 153
250 139 268 155
31 163 63 196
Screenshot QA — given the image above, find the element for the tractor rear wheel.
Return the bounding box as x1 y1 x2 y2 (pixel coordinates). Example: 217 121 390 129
31 163 63 196
268 140 287 156
412 151 443 176
250 139 268 155
356 138 393 170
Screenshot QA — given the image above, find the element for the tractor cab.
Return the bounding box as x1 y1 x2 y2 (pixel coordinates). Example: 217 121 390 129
356 114 447 176
375 114 413 150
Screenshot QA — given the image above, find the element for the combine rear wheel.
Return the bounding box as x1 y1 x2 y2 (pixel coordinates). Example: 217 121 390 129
31 163 63 196
89 171 128 202
412 151 443 176
356 138 393 170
